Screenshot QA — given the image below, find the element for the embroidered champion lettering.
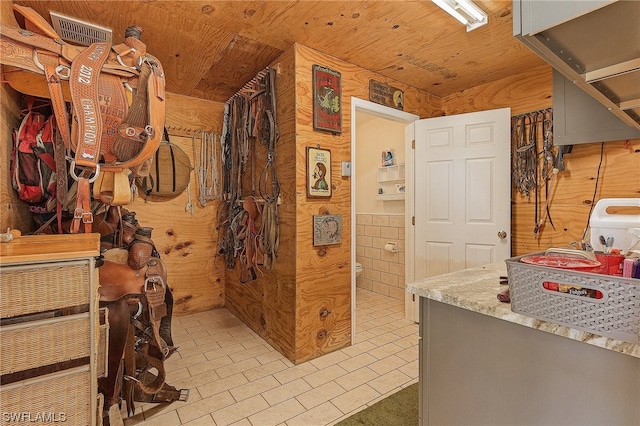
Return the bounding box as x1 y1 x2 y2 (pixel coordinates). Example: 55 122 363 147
81 99 98 145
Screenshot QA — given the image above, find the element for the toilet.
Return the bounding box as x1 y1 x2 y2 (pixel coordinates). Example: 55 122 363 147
355 262 362 277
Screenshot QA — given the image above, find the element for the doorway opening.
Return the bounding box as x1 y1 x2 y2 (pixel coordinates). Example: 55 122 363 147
350 97 419 344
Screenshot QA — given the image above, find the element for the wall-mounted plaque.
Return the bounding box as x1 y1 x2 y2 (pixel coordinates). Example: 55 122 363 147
313 64 342 133
306 146 332 198
369 80 404 110
313 214 342 246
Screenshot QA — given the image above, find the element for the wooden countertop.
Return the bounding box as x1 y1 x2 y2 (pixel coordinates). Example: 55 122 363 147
406 262 640 359
0 233 100 264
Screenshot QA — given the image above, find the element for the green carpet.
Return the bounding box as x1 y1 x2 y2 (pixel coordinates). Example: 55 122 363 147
335 383 419 426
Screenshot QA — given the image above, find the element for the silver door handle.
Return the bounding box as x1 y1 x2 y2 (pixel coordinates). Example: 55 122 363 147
497 231 507 240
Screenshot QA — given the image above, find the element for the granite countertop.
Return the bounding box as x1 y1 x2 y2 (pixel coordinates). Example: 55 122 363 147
406 262 640 359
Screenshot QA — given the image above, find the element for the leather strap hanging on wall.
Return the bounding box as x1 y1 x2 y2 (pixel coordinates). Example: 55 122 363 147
217 68 280 278
511 107 556 238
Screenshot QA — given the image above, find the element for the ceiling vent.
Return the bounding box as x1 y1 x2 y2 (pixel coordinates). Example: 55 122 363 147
50 11 112 46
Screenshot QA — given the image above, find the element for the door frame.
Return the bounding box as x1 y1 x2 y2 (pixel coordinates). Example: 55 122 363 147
350 97 419 344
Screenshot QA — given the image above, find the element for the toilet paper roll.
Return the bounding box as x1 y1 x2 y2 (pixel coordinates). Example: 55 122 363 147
384 242 397 253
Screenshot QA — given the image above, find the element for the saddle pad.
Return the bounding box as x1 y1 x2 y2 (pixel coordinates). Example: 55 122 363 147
102 248 129 264
139 138 192 198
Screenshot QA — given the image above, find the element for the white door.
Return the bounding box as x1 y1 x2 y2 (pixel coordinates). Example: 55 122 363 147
407 108 511 321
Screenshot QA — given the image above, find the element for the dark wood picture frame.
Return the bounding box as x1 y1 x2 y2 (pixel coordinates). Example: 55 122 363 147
312 64 342 133
306 146 332 198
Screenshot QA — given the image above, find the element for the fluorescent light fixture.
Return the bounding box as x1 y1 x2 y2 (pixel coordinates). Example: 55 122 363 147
432 0 488 31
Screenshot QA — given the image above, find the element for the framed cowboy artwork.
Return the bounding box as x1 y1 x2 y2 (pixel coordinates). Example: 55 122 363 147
312 64 342 133
307 146 332 198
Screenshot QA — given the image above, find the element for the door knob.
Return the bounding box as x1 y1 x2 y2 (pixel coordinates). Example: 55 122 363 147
497 231 507 239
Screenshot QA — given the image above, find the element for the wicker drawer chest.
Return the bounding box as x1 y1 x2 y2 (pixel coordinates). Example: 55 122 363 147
0 234 100 425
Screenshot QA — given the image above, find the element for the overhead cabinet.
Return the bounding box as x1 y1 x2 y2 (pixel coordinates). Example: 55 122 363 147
513 0 640 144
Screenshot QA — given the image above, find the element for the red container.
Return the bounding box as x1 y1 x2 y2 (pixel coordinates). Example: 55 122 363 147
594 253 625 276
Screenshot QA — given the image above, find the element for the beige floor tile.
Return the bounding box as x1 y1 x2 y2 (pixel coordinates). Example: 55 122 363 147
366 330 399 346
369 342 403 360
187 355 232 376
168 337 197 351
368 354 407 375
392 322 419 337
261 378 312 406
247 398 306 426
197 373 249 399
243 359 290 382
369 322 400 335
139 408 181 426
302 364 348 388
272 362 319 385
255 349 288 365
202 343 246 360
177 391 236 424
215 358 261 379
173 367 220 390
335 367 379 391
367 369 413 395
239 336 271 350
353 329 375 343
330 384 381 415
398 359 419 379
166 352 207 370
211 395 270 426
285 401 344 426
180 414 216 425
396 345 419 362
308 349 351 370
339 341 377 358
177 341 224 360
296 381 346 410
394 334 420 349
337 352 377 372
166 366 192 383
228 343 272 362
192 333 226 347
229 375 280 401
134 288 419 425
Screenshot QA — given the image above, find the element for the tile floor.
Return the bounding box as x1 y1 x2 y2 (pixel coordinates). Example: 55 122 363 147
123 288 419 426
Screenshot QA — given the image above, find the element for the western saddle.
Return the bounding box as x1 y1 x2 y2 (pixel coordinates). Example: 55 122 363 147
1 5 187 424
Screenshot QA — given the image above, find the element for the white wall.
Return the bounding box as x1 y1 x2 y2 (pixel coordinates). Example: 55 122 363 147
355 113 406 214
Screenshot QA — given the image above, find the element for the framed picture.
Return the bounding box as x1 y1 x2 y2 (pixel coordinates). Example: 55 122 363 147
307 146 332 198
312 64 342 133
313 214 342 246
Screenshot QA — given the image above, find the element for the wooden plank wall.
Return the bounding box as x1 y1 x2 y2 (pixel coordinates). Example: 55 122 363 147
441 64 640 256
126 93 226 316
291 44 441 363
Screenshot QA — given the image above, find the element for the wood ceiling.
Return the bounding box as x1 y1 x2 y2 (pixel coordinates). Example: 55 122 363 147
9 0 544 104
